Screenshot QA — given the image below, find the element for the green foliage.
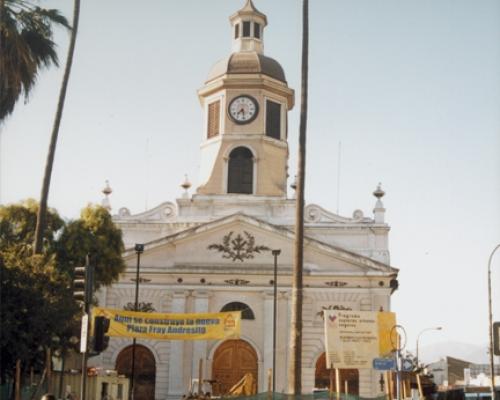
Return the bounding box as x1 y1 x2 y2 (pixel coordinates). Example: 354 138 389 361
0 199 63 253
0 201 125 379
57 204 125 288
0 0 71 120
0 251 78 375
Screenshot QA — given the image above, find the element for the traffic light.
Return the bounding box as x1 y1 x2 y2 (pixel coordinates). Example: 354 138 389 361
73 266 87 303
94 316 110 353
73 262 94 307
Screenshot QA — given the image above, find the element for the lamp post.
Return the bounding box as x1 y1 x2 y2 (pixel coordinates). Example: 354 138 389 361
130 243 144 400
488 244 500 400
271 249 281 396
416 326 442 367
390 324 406 400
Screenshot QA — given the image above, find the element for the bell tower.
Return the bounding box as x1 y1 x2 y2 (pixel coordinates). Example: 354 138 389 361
196 0 294 198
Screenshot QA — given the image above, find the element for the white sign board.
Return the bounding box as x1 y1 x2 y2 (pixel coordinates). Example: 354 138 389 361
324 310 396 369
80 313 88 353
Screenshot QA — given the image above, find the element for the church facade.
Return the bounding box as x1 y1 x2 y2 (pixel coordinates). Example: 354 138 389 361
94 2 399 399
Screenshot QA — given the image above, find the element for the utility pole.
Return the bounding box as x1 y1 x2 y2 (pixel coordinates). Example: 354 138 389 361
130 244 144 400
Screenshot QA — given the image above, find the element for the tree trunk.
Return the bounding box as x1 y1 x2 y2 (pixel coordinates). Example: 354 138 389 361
0 0 5 50
33 0 81 253
288 0 309 395
1 0 5 204
46 347 52 393
15 359 21 400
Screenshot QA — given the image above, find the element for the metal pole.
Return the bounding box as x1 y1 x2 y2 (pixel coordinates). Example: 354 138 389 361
396 344 401 400
271 249 281 395
130 244 144 400
488 244 500 400
58 350 66 399
80 255 93 400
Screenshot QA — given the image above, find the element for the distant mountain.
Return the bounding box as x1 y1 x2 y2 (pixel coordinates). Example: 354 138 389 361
417 341 491 365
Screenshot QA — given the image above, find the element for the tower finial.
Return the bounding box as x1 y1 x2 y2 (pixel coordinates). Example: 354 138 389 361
373 182 385 199
241 0 261 13
230 0 267 54
373 183 386 223
101 180 112 211
181 174 192 199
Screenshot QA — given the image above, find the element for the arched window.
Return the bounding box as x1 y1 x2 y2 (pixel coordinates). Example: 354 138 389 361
228 147 253 194
220 302 255 320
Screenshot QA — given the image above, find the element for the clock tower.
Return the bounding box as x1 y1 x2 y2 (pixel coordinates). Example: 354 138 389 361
196 0 295 197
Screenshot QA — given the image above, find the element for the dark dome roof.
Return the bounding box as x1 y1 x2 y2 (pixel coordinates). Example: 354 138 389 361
207 52 286 83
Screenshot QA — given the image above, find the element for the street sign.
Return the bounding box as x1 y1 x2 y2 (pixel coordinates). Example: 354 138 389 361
373 358 396 370
402 358 414 372
80 313 88 353
494 322 500 356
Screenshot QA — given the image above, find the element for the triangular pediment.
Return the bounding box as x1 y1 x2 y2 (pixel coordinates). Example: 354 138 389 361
122 213 397 277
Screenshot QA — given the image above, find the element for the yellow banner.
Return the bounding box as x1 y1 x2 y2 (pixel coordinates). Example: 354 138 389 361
324 310 396 369
92 307 241 340
378 311 397 356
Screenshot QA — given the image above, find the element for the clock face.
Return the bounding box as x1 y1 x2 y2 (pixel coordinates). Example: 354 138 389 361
228 95 259 124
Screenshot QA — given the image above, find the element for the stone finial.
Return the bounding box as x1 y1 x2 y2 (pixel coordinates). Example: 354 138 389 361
181 174 192 199
373 183 385 200
101 180 112 211
373 183 385 223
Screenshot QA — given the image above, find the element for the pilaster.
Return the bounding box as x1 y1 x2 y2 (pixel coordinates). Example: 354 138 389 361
167 291 189 398
262 291 274 388
192 290 211 389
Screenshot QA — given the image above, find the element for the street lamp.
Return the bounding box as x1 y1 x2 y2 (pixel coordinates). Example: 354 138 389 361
130 243 144 400
488 244 500 400
271 249 281 396
416 326 442 367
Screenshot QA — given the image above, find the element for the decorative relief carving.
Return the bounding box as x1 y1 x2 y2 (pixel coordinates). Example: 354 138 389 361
305 205 321 222
123 302 156 312
304 204 373 224
118 207 131 217
115 202 177 221
208 231 270 262
352 209 364 220
163 204 175 218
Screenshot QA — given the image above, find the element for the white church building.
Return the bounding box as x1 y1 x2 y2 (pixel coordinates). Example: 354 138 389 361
95 1 399 399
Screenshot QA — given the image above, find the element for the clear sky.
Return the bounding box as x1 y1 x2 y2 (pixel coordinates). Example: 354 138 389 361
1 0 499 353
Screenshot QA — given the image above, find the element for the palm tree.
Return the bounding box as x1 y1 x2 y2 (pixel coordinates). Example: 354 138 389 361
289 0 309 394
0 0 70 121
33 0 80 254
0 0 4 53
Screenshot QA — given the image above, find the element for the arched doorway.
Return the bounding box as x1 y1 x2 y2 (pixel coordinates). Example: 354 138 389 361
227 147 253 194
212 339 258 395
315 353 359 395
116 345 156 400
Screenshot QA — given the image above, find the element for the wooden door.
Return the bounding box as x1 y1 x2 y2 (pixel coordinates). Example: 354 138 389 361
116 345 156 400
315 353 359 395
212 339 258 395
